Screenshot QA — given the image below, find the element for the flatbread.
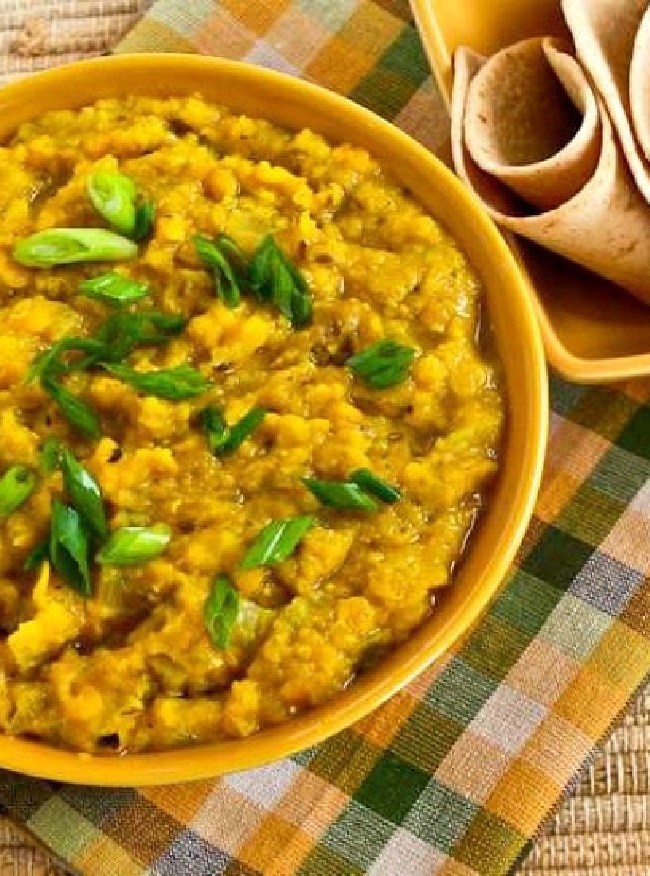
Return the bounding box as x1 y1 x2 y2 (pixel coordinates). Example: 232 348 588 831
630 4 650 164
562 0 650 203
451 37 650 304
463 37 599 210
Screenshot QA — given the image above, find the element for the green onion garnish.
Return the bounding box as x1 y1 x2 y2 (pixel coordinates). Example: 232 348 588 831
103 363 211 400
40 437 63 473
78 272 149 306
29 313 187 382
49 499 92 596
132 200 156 242
92 311 187 364
349 468 401 504
28 310 188 436
214 233 248 277
23 539 49 572
0 466 36 517
96 524 171 566
346 339 415 389
13 228 138 268
26 337 107 383
203 574 240 649
223 407 267 454
194 234 243 308
240 516 315 570
87 172 137 236
198 406 229 454
41 375 101 439
60 447 108 540
248 235 312 328
302 477 378 512
199 405 266 456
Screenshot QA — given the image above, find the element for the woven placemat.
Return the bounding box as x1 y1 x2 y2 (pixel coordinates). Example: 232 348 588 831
0 0 152 83
1 2 649 874
521 682 650 875
0 822 64 876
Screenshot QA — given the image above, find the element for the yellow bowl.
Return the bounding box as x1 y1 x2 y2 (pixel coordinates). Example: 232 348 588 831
0 54 548 786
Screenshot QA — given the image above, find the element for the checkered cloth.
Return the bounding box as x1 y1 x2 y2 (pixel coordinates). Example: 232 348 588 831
2 2 650 875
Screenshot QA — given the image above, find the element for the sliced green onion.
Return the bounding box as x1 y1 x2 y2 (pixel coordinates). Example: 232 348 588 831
0 466 36 517
78 272 149 306
221 407 266 454
198 406 229 454
132 200 156 242
93 311 187 364
49 499 92 596
60 448 108 540
349 468 401 504
28 311 188 435
290 285 313 327
248 235 312 328
40 437 63 473
13 228 138 268
194 235 241 308
203 574 240 649
103 363 211 400
27 337 106 384
346 339 415 389
97 524 171 566
247 235 274 300
87 172 137 236
240 516 315 570
199 405 266 456
23 539 49 572
41 375 101 439
215 233 248 278
27 348 61 385
302 477 378 512
30 313 186 381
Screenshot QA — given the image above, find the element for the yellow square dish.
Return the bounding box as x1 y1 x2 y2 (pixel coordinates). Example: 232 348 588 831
411 0 650 383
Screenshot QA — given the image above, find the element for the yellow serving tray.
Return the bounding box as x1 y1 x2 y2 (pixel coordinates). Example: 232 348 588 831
411 0 650 383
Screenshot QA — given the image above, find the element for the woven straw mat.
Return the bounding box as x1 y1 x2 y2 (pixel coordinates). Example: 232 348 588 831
1 1 650 874
0 1 152 83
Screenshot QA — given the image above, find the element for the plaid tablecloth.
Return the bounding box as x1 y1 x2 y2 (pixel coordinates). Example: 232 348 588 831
2 2 650 875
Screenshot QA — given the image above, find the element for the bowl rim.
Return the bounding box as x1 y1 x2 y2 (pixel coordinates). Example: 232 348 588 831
0 52 548 786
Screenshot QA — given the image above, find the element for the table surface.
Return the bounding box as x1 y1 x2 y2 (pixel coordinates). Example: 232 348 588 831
1 2 650 874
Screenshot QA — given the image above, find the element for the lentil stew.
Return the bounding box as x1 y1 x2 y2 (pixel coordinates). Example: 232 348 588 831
0 95 503 753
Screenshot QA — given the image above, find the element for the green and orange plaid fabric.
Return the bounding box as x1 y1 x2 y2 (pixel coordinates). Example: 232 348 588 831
2 2 650 875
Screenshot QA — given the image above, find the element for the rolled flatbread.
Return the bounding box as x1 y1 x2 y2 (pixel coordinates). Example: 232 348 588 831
562 0 650 202
630 4 650 165
451 37 650 304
